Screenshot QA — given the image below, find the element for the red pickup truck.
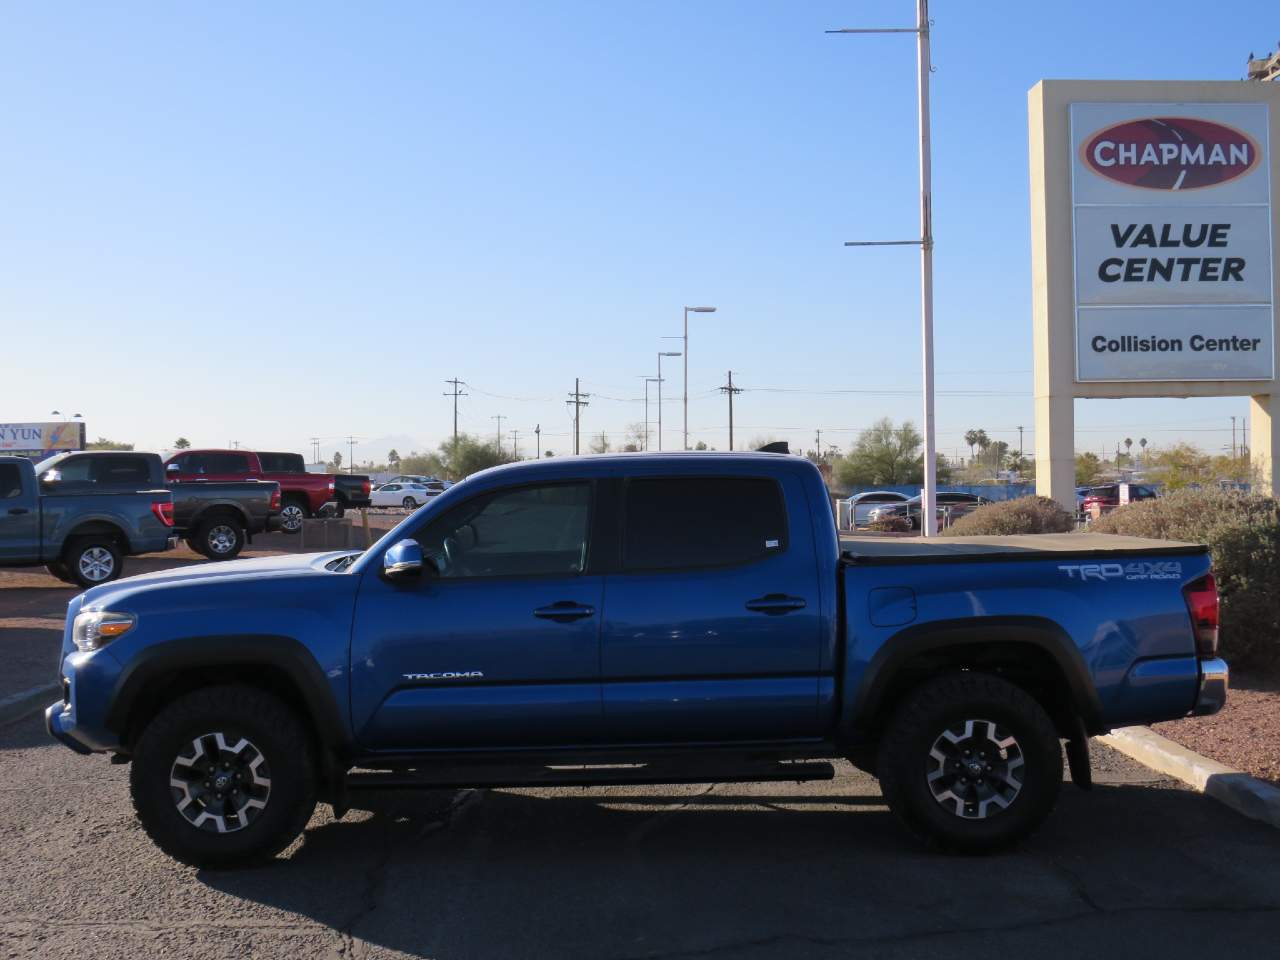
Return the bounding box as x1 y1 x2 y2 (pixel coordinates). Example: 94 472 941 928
164 450 371 534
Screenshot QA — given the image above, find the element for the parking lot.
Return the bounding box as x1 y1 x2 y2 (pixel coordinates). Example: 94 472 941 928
0 544 1277 958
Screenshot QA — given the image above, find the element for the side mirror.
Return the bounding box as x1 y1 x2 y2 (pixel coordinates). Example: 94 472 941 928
383 539 428 579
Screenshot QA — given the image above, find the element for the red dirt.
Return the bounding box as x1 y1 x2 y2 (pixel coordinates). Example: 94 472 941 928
1153 673 1280 785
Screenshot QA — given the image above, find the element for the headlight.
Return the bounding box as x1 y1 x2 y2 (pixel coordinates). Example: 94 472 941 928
72 611 135 652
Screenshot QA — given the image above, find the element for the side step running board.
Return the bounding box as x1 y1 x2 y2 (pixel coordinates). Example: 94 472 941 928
345 760 836 792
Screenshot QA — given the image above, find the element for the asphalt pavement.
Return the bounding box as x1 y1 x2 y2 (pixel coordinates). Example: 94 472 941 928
3 709 1279 959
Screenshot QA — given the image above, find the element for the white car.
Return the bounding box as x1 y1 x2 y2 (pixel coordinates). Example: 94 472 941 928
370 482 438 510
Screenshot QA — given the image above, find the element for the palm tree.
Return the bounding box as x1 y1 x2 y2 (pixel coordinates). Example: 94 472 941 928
964 429 980 463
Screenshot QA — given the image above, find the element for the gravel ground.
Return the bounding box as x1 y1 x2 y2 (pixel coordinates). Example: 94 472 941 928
1153 673 1280 784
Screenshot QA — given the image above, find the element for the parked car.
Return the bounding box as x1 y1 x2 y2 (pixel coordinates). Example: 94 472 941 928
164 450 371 534
842 490 910 529
0 454 176 587
36 451 283 561
45 452 1226 866
370 482 438 510
379 475 453 495
866 492 992 530
1081 483 1158 514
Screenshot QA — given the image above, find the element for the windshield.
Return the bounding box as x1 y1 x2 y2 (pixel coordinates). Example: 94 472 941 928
33 453 70 474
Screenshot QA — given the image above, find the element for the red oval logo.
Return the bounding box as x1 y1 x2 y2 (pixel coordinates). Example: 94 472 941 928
1081 117 1259 191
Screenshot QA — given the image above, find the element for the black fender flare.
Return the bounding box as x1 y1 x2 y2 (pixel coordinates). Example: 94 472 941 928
848 615 1105 734
104 634 352 756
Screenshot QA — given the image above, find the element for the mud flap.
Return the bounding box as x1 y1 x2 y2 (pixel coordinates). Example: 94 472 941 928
1066 715 1092 791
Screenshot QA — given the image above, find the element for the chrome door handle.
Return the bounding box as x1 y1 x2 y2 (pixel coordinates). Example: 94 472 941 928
745 594 807 615
533 601 596 623
7 507 29 515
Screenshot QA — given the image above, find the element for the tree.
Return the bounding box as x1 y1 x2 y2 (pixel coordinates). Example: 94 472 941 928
330 451 343 471
87 437 134 450
623 423 647 453
438 434 516 479
387 448 401 467
964 429 981 463
1075 451 1102 485
588 431 611 454
834 418 924 487
399 450 447 477
693 440 710 451
173 437 191 450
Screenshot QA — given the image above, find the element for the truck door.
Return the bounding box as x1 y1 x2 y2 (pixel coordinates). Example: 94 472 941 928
350 480 604 750
599 475 825 743
0 461 40 562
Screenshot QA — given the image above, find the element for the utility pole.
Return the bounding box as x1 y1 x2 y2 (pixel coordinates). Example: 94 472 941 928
232 440 240 450
509 430 520 460
346 436 357 474
815 428 822 455
831 0 937 535
1231 416 1237 460
718 370 742 451
1017 425 1024 465
491 415 505 455
309 437 321 464
566 379 590 455
443 378 467 448
535 424 541 458
657 352 679 451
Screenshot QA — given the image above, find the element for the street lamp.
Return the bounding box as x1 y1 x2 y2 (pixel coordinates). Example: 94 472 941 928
683 306 717 450
50 411 82 422
639 376 662 451
657 352 681 451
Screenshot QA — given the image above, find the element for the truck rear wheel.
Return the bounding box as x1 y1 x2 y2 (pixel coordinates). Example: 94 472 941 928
877 673 1062 854
279 498 309 534
64 537 124 588
194 517 245 560
129 684 317 868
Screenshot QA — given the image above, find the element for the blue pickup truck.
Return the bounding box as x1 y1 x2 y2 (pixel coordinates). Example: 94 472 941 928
45 452 1227 866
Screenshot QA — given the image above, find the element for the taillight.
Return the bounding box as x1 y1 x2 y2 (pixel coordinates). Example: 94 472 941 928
362 479 371 495
1183 573 1219 658
328 478 336 493
270 488 281 511
151 501 175 527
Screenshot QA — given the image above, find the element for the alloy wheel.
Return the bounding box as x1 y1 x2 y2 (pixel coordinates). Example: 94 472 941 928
926 718 1024 820
169 731 272 834
280 504 305 533
207 524 238 555
77 547 115 583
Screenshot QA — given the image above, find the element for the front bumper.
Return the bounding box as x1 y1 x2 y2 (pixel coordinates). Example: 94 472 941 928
45 701 93 754
1192 657 1229 716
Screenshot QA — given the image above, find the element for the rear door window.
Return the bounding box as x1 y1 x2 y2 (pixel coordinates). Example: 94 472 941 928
90 456 153 485
0 463 23 499
258 452 306 473
621 477 787 572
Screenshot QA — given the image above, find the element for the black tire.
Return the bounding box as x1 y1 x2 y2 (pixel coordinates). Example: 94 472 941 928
279 498 309 535
195 516 245 561
330 502 346 519
401 496 419 510
63 536 124 588
45 560 76 584
129 685 317 868
877 673 1062 854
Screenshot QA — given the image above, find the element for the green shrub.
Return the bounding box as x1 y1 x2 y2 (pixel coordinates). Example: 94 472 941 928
941 496 1074 537
866 515 913 533
1091 489 1280 671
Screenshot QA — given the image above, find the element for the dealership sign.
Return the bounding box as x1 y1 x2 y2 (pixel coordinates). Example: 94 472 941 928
1070 102 1274 381
0 421 85 456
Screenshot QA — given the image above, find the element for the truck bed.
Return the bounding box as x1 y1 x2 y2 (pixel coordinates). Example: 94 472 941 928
840 532 1207 563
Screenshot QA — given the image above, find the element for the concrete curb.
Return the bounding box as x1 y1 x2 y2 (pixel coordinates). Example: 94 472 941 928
0 683 57 727
1099 726 1280 831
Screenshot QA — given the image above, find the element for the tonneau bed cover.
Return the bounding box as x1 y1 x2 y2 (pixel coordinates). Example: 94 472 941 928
840 533 1207 564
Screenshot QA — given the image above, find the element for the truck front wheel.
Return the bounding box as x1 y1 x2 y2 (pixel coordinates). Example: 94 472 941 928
877 673 1062 853
129 685 317 868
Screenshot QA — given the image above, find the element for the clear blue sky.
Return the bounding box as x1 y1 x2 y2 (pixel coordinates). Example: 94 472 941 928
2 2 1274 463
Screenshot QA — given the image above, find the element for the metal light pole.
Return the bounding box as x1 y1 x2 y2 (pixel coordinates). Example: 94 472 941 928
682 306 716 450
831 0 937 535
641 376 662 451
657 352 680 451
